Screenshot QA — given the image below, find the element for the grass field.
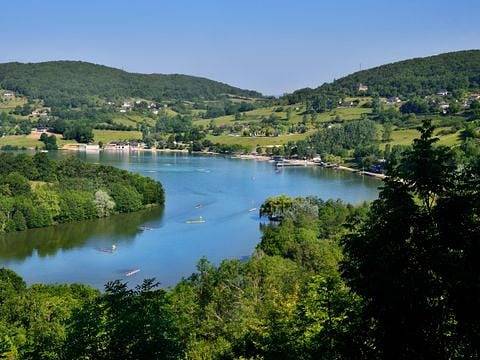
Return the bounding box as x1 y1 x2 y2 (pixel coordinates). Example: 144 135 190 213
207 123 462 151
111 113 156 127
93 130 142 143
0 97 27 111
0 135 42 148
0 134 75 149
0 130 142 149
195 104 372 127
207 131 313 148
385 127 461 148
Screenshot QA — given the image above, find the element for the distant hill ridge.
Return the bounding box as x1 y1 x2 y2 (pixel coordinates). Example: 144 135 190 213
0 60 263 107
285 50 480 103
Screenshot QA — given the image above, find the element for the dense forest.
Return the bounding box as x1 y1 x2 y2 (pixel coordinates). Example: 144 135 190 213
0 153 164 232
0 120 479 359
0 61 263 107
285 50 480 104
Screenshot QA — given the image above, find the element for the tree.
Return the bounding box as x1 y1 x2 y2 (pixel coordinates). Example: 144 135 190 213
382 123 393 142
63 123 94 143
40 133 58 150
109 184 143 213
32 152 56 181
93 190 115 217
342 119 479 359
66 280 182 360
400 98 429 114
1 172 31 196
260 195 294 220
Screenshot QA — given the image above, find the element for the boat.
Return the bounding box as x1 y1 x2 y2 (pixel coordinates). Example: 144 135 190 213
96 244 117 253
125 269 140 277
195 203 203 209
186 216 206 224
248 207 257 212
139 225 154 231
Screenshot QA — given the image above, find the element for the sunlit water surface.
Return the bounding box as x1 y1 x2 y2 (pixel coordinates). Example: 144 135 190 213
0 152 380 288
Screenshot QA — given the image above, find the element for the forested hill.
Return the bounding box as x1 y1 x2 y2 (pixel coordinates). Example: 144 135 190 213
285 50 480 103
0 61 263 107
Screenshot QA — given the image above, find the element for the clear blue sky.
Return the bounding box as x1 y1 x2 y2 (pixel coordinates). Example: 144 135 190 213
1 0 478 95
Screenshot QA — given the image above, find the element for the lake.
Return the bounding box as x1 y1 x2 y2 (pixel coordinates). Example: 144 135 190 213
0 152 380 288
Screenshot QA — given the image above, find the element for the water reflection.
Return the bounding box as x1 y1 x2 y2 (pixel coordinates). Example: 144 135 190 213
0 152 379 287
0 206 164 261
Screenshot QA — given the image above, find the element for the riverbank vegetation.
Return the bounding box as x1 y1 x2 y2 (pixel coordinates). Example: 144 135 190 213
0 153 164 233
0 120 479 359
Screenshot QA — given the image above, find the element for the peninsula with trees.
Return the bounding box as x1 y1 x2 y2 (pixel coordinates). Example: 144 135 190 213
0 152 164 233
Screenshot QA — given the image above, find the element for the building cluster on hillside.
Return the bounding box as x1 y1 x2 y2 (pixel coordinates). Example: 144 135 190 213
338 100 357 107
103 141 146 151
115 99 164 115
63 141 147 152
385 96 401 105
29 107 51 117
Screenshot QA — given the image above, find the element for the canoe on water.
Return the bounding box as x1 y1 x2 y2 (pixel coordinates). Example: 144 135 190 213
186 216 206 224
125 269 140 277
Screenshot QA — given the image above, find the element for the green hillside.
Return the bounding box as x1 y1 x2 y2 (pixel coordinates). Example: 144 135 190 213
0 61 263 107
285 50 480 103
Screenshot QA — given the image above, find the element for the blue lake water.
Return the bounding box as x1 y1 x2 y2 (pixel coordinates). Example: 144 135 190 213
0 152 380 288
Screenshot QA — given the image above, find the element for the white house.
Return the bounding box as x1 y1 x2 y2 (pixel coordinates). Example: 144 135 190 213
386 96 401 104
437 90 449 96
358 84 369 92
439 103 450 114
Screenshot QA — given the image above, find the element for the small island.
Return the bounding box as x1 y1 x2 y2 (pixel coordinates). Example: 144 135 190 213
0 152 164 233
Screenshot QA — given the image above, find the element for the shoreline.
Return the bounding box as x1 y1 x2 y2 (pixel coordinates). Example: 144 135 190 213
12 145 386 181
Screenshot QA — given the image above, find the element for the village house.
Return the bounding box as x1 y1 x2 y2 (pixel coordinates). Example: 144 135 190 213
30 108 50 117
437 89 449 96
439 103 450 114
62 143 100 152
33 126 48 133
103 141 146 151
386 96 401 105
339 100 355 107
357 83 368 92
104 141 131 151
469 93 480 102
2 91 14 98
